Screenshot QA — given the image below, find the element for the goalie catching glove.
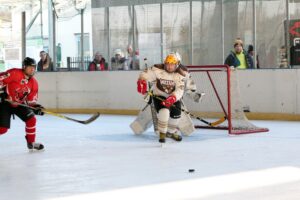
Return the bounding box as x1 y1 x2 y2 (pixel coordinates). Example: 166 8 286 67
137 79 147 95
161 95 176 108
32 104 45 115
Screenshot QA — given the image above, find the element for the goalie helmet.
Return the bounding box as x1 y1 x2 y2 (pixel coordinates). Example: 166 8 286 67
164 53 179 65
173 52 182 63
22 57 37 69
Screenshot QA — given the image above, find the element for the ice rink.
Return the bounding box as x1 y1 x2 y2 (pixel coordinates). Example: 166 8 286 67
1 114 300 200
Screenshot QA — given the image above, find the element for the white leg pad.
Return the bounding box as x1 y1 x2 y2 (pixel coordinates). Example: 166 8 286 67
157 108 170 134
130 106 153 135
167 117 180 134
178 111 195 136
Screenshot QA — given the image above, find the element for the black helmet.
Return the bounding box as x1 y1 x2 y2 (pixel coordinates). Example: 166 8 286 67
23 57 36 68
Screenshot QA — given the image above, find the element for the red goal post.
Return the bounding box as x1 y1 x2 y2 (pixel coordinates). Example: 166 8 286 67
185 65 269 135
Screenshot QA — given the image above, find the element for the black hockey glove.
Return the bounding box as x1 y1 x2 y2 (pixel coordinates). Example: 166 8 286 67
0 89 5 103
0 93 4 103
32 104 45 116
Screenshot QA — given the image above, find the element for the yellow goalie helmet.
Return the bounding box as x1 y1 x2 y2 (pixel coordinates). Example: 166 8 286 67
164 54 179 65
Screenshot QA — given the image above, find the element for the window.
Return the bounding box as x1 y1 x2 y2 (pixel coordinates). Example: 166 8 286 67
75 33 90 57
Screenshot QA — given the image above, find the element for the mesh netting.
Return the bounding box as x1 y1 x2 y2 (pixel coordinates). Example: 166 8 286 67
184 65 268 134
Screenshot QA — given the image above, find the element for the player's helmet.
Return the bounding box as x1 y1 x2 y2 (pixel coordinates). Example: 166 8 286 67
174 52 181 63
164 54 179 65
22 57 37 69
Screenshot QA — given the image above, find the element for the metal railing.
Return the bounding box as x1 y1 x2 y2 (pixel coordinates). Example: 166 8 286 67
58 56 91 71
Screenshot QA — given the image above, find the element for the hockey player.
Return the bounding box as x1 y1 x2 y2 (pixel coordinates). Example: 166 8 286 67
131 53 204 137
137 54 186 143
0 57 45 151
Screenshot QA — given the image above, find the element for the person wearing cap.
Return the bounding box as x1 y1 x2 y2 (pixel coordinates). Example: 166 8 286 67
111 49 127 70
136 53 185 143
225 38 254 69
0 57 45 151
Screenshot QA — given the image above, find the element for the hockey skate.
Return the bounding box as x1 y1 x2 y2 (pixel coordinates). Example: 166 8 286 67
166 132 182 142
27 142 44 151
159 132 166 143
25 135 44 151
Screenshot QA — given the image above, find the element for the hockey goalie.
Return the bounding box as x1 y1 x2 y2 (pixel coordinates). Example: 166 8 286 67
130 52 204 142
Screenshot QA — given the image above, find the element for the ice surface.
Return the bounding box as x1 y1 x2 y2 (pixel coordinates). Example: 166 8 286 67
1 114 300 200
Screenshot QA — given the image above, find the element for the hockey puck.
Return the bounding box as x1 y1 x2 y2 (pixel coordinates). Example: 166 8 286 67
188 169 195 173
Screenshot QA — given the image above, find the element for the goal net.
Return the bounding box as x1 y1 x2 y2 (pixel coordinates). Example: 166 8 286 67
184 65 268 134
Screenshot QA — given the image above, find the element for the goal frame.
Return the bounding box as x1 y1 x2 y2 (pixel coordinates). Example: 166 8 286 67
187 65 269 135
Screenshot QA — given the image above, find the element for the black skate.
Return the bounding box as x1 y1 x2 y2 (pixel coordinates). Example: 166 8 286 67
166 132 182 142
25 135 44 151
159 132 166 143
27 142 44 151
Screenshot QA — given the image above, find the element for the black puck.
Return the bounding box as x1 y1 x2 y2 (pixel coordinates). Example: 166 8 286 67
188 169 195 173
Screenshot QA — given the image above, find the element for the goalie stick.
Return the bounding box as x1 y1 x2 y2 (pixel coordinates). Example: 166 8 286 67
5 99 100 125
147 91 226 127
144 57 159 134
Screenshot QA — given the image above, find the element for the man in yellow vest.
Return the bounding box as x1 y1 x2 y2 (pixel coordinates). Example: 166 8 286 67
225 38 254 69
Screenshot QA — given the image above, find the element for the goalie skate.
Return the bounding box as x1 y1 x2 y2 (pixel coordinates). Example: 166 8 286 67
166 132 182 141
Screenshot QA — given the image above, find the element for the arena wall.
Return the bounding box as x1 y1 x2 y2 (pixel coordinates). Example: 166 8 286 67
36 69 300 120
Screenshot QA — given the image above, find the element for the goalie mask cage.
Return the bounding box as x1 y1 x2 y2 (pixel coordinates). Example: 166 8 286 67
185 65 269 134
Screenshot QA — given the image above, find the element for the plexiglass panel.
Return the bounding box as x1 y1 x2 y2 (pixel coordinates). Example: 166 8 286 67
192 1 222 65
91 8 107 62
224 0 254 66
109 6 132 70
89 0 299 69
290 0 300 20
135 4 161 69
256 0 286 68
163 2 190 65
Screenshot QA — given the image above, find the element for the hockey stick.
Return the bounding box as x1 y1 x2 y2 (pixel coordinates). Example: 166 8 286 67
147 91 226 127
144 57 159 133
5 99 100 125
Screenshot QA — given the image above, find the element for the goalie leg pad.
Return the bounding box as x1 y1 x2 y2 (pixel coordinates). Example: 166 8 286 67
157 108 169 134
178 102 195 136
130 106 153 135
178 111 195 136
167 117 180 134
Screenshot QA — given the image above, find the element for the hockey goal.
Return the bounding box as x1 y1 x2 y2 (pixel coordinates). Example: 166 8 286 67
184 65 269 134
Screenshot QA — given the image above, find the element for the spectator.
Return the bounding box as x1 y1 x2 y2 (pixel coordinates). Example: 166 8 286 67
111 49 127 70
126 45 140 70
88 52 107 71
57 43 62 68
247 44 260 68
224 38 254 69
37 51 54 72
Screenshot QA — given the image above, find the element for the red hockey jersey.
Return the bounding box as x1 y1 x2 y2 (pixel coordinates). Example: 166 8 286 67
0 68 38 105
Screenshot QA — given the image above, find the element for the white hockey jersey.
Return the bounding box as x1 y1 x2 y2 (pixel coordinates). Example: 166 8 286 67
139 64 186 100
